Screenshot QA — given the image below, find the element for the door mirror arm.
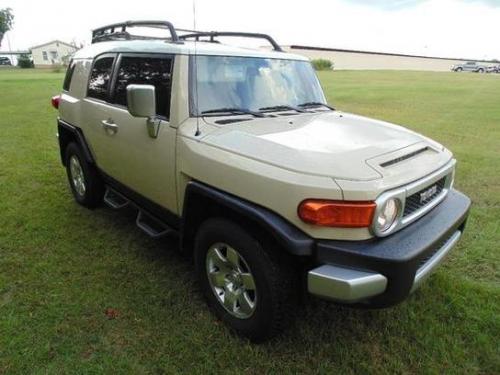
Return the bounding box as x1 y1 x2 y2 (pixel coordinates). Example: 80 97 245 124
146 116 162 138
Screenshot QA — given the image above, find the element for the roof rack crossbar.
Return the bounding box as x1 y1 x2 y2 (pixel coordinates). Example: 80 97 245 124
92 20 180 44
179 31 283 52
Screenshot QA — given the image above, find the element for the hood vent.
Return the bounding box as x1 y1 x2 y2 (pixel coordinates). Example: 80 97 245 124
380 147 429 168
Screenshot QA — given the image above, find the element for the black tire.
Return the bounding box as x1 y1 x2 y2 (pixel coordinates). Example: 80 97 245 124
477 68 484 73
194 218 295 342
65 142 104 208
455 67 463 72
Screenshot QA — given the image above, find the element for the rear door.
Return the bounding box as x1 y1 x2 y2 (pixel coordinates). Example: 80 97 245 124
81 54 122 178
84 53 178 212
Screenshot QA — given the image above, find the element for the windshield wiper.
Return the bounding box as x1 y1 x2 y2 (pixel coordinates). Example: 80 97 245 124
259 105 305 113
201 107 265 118
297 102 335 110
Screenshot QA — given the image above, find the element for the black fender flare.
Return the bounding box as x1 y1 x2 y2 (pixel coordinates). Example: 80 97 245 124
180 181 314 257
57 119 95 166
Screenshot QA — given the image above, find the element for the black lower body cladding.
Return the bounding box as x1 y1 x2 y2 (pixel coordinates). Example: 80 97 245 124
314 189 471 307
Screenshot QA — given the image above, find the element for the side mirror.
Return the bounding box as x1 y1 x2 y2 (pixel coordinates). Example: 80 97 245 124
126 84 156 118
126 84 161 138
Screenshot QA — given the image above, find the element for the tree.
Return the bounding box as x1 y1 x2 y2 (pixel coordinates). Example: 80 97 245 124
0 8 14 48
311 58 334 71
17 53 33 68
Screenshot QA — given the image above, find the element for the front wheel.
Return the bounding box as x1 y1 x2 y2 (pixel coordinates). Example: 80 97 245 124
194 218 295 342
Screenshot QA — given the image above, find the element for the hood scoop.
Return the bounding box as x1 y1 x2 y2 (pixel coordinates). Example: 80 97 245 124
380 147 429 168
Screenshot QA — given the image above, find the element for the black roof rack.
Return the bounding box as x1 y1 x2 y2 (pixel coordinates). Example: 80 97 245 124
179 31 283 52
92 20 180 44
91 20 283 52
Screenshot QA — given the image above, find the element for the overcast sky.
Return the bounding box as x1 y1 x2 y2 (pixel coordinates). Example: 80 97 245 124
0 0 498 60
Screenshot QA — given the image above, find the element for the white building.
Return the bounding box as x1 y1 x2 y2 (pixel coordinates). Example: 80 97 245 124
30 40 78 67
283 45 498 72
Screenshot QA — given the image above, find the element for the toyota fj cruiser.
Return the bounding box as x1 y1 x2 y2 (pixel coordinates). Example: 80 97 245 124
53 21 471 342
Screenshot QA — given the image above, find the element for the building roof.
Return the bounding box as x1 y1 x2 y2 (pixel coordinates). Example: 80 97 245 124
30 40 77 51
73 39 308 61
287 45 498 64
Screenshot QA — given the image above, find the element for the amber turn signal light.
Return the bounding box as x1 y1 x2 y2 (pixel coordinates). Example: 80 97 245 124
298 199 376 228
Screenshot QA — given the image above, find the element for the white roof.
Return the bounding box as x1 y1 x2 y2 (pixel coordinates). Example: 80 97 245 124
31 40 77 50
73 40 308 61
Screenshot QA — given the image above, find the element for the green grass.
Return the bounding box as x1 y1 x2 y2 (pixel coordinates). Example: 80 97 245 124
1 68 499 374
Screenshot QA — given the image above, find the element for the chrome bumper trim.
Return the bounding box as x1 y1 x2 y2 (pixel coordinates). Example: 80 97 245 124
411 230 462 293
308 265 387 302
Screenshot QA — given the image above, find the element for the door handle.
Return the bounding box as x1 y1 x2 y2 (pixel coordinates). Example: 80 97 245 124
101 119 118 134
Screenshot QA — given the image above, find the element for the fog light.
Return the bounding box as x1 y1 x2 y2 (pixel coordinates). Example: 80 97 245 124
375 198 400 232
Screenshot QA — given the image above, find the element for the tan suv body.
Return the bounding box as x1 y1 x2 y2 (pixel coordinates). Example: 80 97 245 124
54 21 471 341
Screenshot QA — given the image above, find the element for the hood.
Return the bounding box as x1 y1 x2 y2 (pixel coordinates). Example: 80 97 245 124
201 111 449 181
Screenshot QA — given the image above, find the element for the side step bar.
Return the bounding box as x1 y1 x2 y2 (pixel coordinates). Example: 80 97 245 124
136 211 173 238
103 187 174 239
104 188 129 209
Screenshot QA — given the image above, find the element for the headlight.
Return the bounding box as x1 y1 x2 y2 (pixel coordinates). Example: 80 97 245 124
375 198 400 232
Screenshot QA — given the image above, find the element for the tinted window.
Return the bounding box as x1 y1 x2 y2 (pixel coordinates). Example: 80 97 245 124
63 60 76 91
87 56 114 100
113 56 173 118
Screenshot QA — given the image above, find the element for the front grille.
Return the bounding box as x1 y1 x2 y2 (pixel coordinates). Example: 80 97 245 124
403 176 446 217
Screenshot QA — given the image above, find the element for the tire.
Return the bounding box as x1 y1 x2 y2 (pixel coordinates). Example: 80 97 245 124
455 67 463 72
194 218 295 342
478 68 484 73
65 142 104 208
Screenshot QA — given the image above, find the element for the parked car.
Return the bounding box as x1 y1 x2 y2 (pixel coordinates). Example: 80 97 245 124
0 57 12 66
52 20 471 342
486 64 500 73
451 61 487 73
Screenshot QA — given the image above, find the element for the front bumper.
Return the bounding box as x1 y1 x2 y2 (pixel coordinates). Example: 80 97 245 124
307 189 470 307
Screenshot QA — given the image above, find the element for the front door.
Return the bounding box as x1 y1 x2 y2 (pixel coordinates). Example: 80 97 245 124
82 53 178 213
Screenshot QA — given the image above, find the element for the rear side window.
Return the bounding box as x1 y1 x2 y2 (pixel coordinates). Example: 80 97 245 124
63 60 76 91
87 56 114 101
112 56 173 119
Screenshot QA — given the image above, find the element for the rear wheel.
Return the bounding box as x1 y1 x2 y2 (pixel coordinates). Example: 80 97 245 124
194 218 295 342
65 142 104 208
455 67 463 72
478 68 484 73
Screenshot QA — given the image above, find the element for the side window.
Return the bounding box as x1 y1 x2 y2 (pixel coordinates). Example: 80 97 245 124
112 56 173 119
63 60 76 91
87 56 115 101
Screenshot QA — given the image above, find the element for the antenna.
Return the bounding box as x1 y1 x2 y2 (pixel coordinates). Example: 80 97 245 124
193 0 201 137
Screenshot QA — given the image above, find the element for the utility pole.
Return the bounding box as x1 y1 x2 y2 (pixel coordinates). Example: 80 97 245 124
6 31 12 64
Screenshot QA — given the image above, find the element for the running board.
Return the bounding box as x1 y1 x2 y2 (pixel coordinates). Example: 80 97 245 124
136 210 173 238
104 188 129 209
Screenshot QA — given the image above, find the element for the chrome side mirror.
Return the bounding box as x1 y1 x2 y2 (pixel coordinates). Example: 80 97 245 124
126 84 160 138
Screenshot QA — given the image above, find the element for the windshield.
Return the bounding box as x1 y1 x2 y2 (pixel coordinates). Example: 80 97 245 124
190 55 326 115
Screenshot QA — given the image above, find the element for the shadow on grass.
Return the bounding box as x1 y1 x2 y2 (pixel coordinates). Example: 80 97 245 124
86 203 401 342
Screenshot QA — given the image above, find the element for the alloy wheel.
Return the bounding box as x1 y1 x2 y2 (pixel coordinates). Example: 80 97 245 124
206 242 257 319
69 155 86 197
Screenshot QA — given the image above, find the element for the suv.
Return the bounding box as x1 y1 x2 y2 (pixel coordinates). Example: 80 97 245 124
53 21 471 342
451 61 486 73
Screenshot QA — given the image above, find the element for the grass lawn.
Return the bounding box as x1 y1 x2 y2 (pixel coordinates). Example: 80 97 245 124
1 68 499 374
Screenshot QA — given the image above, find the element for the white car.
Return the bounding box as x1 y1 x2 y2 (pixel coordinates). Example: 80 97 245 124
52 20 471 342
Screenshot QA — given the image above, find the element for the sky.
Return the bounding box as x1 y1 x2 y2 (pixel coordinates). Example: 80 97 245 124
0 0 499 60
